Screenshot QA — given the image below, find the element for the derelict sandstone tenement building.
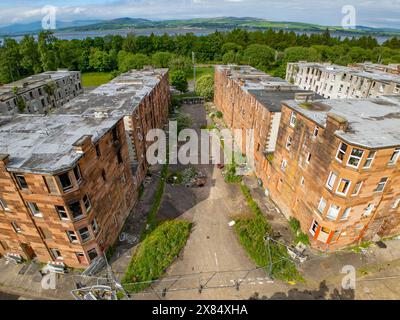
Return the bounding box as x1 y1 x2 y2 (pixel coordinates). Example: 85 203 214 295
214 65 319 186
286 62 400 99
214 64 400 251
0 68 170 268
266 97 400 250
0 70 83 115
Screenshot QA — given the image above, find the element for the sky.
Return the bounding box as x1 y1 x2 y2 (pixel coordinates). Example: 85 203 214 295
0 0 400 29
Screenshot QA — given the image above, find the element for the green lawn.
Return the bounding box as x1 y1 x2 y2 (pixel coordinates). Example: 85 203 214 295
82 72 114 88
122 220 192 293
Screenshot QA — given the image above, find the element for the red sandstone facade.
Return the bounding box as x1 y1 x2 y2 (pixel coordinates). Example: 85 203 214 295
266 104 400 251
0 69 170 268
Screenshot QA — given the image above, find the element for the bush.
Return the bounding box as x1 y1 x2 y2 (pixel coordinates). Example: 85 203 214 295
289 217 310 245
195 74 214 100
122 220 192 293
215 111 223 119
171 70 188 93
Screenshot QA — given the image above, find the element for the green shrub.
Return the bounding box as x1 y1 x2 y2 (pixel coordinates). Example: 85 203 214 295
215 111 223 119
122 220 192 293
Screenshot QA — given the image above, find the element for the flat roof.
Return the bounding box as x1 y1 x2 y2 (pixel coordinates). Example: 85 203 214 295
0 70 80 102
57 68 168 117
248 89 321 113
217 65 316 112
289 62 400 85
0 114 121 174
283 95 400 149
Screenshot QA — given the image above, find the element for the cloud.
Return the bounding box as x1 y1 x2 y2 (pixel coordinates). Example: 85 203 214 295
0 0 399 29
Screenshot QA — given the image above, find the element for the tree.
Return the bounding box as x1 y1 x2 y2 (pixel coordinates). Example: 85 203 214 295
0 38 22 83
195 74 214 100
89 49 114 72
168 56 192 75
123 33 137 53
283 47 321 62
152 52 173 68
243 44 276 69
19 35 41 74
117 51 150 72
38 31 57 71
171 70 188 93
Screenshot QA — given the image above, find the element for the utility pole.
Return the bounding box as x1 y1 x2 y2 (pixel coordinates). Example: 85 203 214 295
192 51 196 91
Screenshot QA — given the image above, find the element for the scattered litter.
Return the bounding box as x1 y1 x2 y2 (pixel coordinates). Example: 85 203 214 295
228 221 236 227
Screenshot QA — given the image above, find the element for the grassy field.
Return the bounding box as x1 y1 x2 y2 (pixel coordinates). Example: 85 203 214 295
82 72 114 88
122 220 192 293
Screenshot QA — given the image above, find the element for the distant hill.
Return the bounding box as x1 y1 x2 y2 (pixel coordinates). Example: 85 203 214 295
1 17 400 37
0 20 102 36
56 17 400 36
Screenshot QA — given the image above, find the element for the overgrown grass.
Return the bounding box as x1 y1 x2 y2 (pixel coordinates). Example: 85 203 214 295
141 162 169 240
289 217 310 245
82 72 113 87
223 163 243 184
235 184 303 282
347 241 373 253
122 220 192 293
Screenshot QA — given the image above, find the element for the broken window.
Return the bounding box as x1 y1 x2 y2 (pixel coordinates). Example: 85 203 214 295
309 220 319 236
78 227 91 243
11 221 22 233
15 174 28 190
27 202 42 218
87 248 98 261
83 195 91 212
73 166 82 183
44 176 58 194
68 201 84 221
58 172 73 192
56 206 69 220
67 231 78 243
286 136 293 150
388 148 400 165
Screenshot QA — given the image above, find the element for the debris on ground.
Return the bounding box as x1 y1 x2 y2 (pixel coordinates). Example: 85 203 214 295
167 167 207 188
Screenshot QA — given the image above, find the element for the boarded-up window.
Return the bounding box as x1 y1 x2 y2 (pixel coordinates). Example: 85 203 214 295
44 176 58 194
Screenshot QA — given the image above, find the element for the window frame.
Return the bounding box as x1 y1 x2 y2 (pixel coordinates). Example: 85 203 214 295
340 208 351 221
347 148 364 169
336 142 348 163
67 230 79 243
363 203 375 217
57 172 73 192
281 159 288 172
15 174 28 190
289 111 297 127
68 200 85 221
285 135 293 150
55 205 69 220
317 197 327 214
326 171 337 190
351 181 363 196
375 177 388 193
309 220 319 236
388 148 400 166
326 204 341 221
363 151 376 169
78 227 91 243
83 195 92 213
27 202 43 218
336 178 352 196
11 221 22 233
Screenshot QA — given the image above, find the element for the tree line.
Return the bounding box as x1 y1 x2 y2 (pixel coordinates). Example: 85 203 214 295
1 28 400 84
